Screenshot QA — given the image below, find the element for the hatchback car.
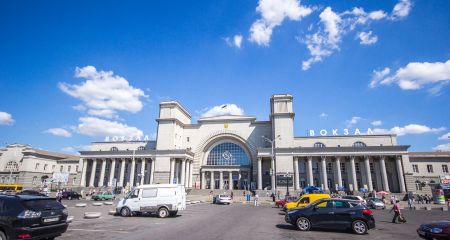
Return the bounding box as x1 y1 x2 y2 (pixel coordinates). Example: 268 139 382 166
0 195 68 240
214 195 232 205
417 220 450 240
367 197 386 209
92 191 115 201
285 198 375 235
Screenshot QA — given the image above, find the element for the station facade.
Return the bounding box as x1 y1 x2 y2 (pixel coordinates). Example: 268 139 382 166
79 94 428 194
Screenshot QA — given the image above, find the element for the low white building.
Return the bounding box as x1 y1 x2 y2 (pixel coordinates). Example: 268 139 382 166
79 94 448 195
0 144 80 189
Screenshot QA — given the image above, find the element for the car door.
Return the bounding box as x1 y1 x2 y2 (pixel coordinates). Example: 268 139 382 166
308 200 335 228
332 200 353 229
124 189 141 212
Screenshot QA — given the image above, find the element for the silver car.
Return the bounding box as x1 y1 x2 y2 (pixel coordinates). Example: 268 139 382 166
214 195 232 205
367 197 386 209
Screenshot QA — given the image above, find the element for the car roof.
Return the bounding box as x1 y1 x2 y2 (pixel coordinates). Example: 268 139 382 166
0 195 54 201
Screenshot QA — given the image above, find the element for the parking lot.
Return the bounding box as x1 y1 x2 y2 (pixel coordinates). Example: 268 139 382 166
60 199 449 240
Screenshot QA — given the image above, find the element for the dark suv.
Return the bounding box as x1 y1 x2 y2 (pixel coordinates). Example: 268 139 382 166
0 195 68 239
285 198 375 235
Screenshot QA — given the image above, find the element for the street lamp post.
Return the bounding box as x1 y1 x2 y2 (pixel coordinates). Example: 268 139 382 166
284 172 292 197
262 135 280 194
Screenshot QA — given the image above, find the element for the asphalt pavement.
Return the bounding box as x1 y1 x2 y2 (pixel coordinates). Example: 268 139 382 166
60 199 450 240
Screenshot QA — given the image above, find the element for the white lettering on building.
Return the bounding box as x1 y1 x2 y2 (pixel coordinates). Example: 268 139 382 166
103 135 150 142
307 128 374 136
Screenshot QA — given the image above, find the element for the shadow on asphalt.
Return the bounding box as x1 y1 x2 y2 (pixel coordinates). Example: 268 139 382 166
275 224 354 235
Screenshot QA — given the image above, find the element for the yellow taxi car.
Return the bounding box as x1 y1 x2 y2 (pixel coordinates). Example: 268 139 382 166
284 193 330 211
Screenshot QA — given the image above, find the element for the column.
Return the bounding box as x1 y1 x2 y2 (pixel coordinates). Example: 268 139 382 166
169 159 175 184
364 156 373 191
271 156 275 190
396 156 406 192
150 159 155 184
99 159 107 187
201 170 206 189
219 171 224 189
335 157 342 189
109 159 116 187
188 161 193 188
229 171 233 190
210 171 215 189
307 156 314 186
140 159 147 185
80 158 87 187
293 157 300 190
129 157 136 187
180 159 186 186
89 159 97 187
257 157 262 190
350 156 358 191
321 156 328 191
119 159 126 187
379 156 390 192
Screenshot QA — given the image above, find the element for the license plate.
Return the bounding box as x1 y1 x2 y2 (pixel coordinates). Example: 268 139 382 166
43 217 59 223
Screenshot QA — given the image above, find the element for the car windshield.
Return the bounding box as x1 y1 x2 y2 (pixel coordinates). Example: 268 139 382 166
22 199 64 211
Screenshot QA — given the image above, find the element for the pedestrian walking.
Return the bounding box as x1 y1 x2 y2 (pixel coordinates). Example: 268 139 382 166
254 193 259 206
230 191 234 200
390 200 401 223
408 196 414 210
270 192 275 202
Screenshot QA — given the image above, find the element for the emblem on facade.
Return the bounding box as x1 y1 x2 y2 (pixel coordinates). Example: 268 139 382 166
222 151 232 161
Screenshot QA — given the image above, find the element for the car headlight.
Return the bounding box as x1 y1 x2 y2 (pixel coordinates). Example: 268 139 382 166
62 208 69 215
431 228 443 233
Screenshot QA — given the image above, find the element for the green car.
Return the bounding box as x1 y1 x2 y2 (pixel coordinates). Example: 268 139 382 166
92 191 115 201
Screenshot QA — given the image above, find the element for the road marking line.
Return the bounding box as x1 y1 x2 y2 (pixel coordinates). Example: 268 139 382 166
68 229 130 233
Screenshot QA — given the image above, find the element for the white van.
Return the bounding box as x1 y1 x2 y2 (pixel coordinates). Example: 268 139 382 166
116 184 186 218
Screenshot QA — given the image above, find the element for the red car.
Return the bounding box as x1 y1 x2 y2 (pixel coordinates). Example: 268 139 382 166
275 196 298 208
417 220 450 240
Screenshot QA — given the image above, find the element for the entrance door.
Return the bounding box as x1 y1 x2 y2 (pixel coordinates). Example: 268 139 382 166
233 180 238 189
224 180 229 190
215 180 219 189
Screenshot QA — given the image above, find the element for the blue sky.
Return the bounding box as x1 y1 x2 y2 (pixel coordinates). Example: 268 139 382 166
0 0 449 153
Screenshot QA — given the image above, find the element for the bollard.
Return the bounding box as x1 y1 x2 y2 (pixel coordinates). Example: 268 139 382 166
442 206 449 212
84 212 102 219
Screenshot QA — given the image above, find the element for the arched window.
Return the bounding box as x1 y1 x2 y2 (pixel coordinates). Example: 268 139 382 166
353 141 367 147
4 161 19 172
313 142 326 148
110 147 118 151
207 142 250 166
137 146 145 151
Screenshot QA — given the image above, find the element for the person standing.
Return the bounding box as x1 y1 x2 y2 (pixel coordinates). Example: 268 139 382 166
390 200 401 223
254 193 259 206
408 195 414 210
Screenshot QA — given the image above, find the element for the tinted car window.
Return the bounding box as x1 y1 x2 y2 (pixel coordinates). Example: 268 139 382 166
22 199 64 211
299 197 309 204
335 201 351 208
316 200 333 208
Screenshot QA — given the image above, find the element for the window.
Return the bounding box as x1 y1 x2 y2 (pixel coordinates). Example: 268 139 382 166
300 178 306 188
52 165 55 171
443 165 449 173
68 166 72 172
142 189 158 198
313 178 319 187
353 141 367 147
427 165 433 173
76 166 79 172
412 164 419 173
5 161 19 172
137 146 145 151
326 162 332 174
207 142 250 166
73 177 77 185
35 163 40 171
60 166 64 172
340 162 346 173
44 164 48 171
187 137 190 142
110 147 118 151
369 162 374 173
315 200 333 208
313 162 319 173
355 162 360 173
313 142 326 148
299 162 306 173
298 197 310 204
334 201 351 208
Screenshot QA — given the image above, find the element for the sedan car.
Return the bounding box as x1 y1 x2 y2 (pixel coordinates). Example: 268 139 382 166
275 196 298 208
285 198 375 235
417 220 450 240
0 194 68 240
92 191 115 201
214 195 232 205
367 197 386 209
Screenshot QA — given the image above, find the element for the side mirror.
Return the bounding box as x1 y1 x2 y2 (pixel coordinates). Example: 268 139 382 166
131 194 138 199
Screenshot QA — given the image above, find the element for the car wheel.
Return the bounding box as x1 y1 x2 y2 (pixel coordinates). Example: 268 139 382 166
68 196 72 200
102 198 105 201
352 220 368 235
120 207 131 217
296 217 311 231
158 208 169 218
0 230 6 240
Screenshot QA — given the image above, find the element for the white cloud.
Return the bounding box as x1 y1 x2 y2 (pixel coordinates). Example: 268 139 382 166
345 116 362 128
234 35 243 48
433 143 450 151
75 117 143 138
372 124 445 136
371 120 382 126
200 104 245 118
392 0 412 19
319 112 328 118
439 133 450 140
249 0 312 46
59 66 147 119
301 1 409 70
369 60 450 92
0 112 14 125
358 31 378 45
61 145 91 154
44 128 72 137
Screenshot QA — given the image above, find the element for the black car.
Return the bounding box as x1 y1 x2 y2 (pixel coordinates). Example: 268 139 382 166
0 195 68 239
417 220 450 240
285 198 375 235
62 191 81 200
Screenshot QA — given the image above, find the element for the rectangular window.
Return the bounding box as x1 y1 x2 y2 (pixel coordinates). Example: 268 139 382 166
442 165 449 173
299 162 306 174
44 164 48 171
412 164 419 173
369 162 374 173
326 162 332 174
427 165 433 173
187 137 190 142
142 189 157 198
52 165 55 170
76 165 79 172
313 162 319 174
68 166 72 172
